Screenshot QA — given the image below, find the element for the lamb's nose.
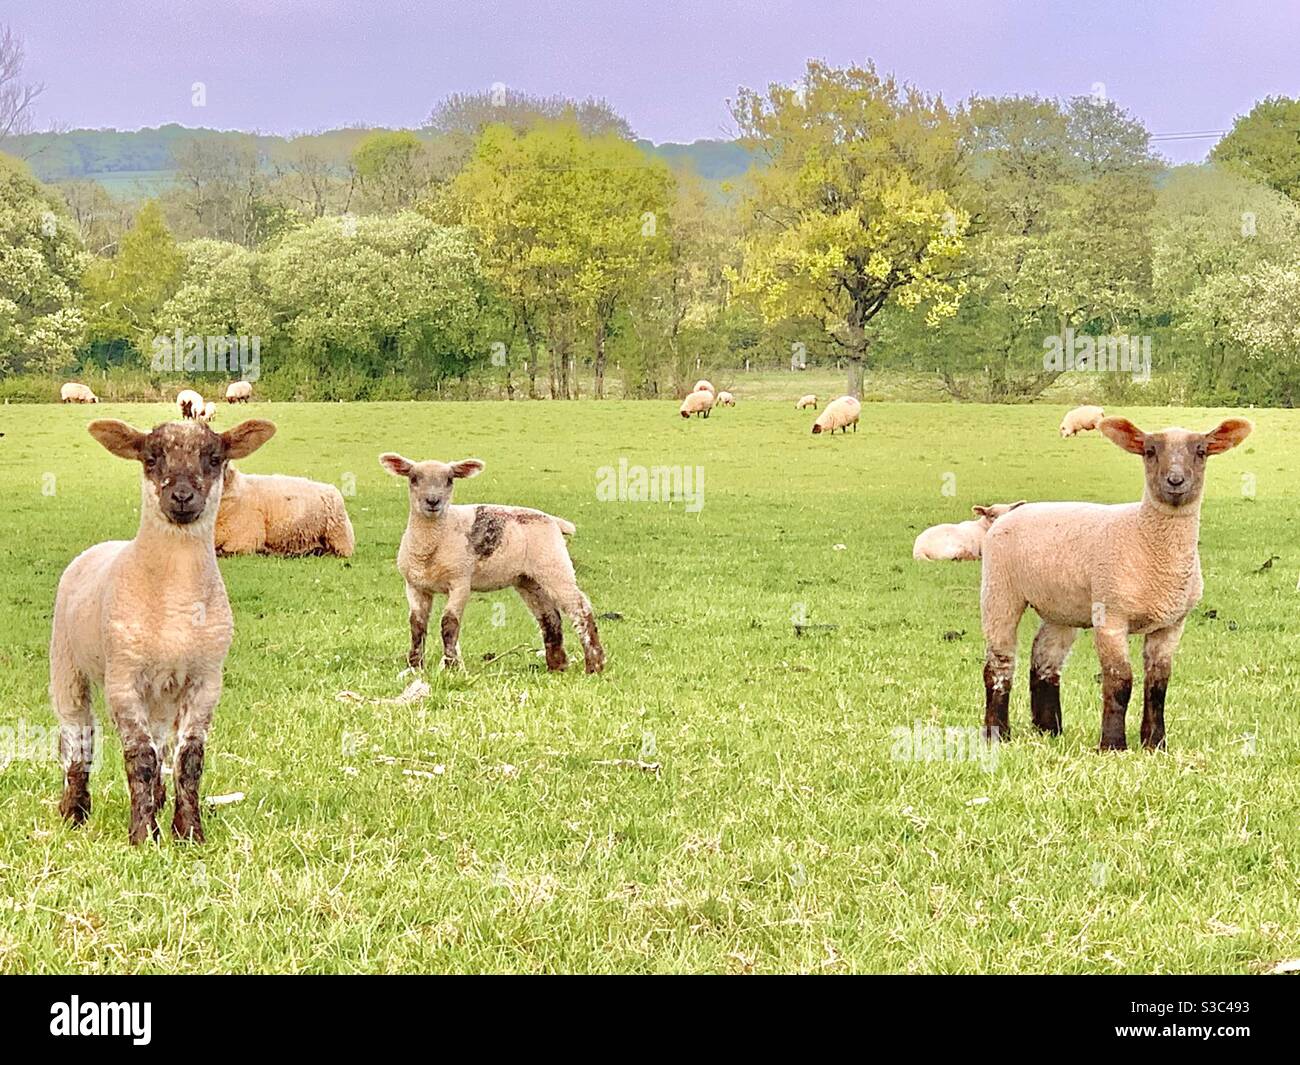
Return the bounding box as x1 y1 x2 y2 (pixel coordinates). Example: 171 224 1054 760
1166 472 1185 487
171 487 195 506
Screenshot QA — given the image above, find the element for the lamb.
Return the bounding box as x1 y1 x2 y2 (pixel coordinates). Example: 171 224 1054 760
912 501 1027 561
795 394 817 410
49 417 277 843
215 466 355 557
380 453 605 674
177 389 205 420
1060 404 1105 437
716 391 736 407
680 390 714 418
811 395 861 435
693 380 714 394
226 381 253 404
199 401 217 423
979 416 1252 751
60 382 99 404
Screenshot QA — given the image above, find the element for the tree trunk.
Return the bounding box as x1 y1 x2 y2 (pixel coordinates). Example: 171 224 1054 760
594 319 606 399
524 325 539 399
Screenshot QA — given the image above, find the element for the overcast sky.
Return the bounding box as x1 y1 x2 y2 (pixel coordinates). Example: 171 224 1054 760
6 0 1298 162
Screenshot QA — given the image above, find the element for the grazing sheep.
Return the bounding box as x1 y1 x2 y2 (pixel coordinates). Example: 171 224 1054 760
980 417 1253 751
380 453 605 674
226 381 253 404
811 395 861 435
177 389 205 420
913 501 1027 561
60 383 99 404
199 401 217 424
693 380 714 394
680 390 714 418
215 466 355 557
49 417 277 843
796 394 818 410
716 391 736 407
1060 404 1105 437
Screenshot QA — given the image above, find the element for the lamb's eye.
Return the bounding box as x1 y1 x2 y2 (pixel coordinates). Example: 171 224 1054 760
1196 447 1207 459
1144 447 1155 458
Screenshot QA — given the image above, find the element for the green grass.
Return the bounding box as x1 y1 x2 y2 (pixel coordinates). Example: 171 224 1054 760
0 399 1297 973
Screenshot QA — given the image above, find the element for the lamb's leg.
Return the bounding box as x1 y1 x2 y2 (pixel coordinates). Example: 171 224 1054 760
981 599 1026 742
171 678 219 843
555 586 605 674
516 577 567 671
106 686 160 845
440 582 470 669
52 668 95 826
406 584 432 669
1141 620 1184 751
1030 621 1076 735
1094 625 1133 751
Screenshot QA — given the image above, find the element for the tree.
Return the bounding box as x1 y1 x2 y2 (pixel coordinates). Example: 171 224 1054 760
166 136 292 246
730 61 969 395
351 130 442 212
0 155 87 373
0 25 43 145
1212 97 1300 204
427 89 634 140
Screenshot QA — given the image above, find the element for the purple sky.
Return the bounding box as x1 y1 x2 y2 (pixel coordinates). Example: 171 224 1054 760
7 0 1299 162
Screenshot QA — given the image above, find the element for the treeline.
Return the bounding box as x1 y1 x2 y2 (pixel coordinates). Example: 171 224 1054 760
4 65 1300 404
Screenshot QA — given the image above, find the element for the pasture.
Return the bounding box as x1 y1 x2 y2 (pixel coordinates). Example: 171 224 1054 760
0 399 1296 973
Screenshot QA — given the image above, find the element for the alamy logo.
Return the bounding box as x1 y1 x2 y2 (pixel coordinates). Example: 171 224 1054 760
596 458 705 513
151 330 261 382
49 997 151 1045
1042 329 1150 382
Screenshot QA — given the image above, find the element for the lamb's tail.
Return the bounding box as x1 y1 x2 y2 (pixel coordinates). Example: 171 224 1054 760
554 517 576 537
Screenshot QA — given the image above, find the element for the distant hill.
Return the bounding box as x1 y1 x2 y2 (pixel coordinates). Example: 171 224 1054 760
4 125 758 194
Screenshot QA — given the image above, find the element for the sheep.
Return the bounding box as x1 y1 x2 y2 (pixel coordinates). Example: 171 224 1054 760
680 390 714 418
811 395 861 435
380 453 605 674
226 381 253 404
199 401 217 424
795 394 817 410
214 466 355 557
912 501 1027 561
693 380 714 394
1060 404 1105 437
60 382 99 404
177 389 205 420
979 416 1253 751
716 391 736 407
49 417 277 843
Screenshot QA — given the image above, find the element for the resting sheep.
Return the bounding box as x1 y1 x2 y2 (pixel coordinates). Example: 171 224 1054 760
795 394 817 410
226 381 253 404
716 391 735 407
177 389 205 420
811 395 861 435
60 383 98 404
980 416 1252 750
49 417 277 843
214 466 355 557
380 453 605 674
1060 405 1105 437
913 501 1026 561
680 390 714 418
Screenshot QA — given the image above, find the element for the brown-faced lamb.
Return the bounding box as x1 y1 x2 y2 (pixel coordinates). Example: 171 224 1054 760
979 416 1252 751
226 381 253 403
680 390 714 418
60 382 99 404
214 466 355 557
913 501 1027 561
177 390 205 420
380 453 606 674
811 395 861 435
49 417 277 843
1060 405 1105 437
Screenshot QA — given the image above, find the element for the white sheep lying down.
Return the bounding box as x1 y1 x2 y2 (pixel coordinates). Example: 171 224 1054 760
214 466 355 556
913 501 1026 561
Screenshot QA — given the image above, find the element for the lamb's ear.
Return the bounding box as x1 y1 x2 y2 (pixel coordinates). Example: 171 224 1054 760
1204 418 1253 455
379 453 413 477
88 420 146 461
450 459 484 479
972 505 991 517
222 419 276 460
1099 417 1146 455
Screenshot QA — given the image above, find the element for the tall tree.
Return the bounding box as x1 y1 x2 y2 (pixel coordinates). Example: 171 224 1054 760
1212 96 1300 204
0 24 43 144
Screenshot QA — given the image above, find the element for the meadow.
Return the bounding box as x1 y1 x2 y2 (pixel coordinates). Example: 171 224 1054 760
0 397 1296 974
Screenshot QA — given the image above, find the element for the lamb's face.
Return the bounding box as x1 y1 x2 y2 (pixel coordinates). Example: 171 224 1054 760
380 454 485 518
140 422 229 525
1100 417 1254 510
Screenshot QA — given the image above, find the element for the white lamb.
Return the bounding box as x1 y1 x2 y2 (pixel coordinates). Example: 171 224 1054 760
811 395 861 435
214 466 355 557
49 417 277 843
716 391 736 407
199 401 217 423
693 380 714 394
1060 405 1105 437
912 501 1027 561
60 382 99 404
177 389 205 420
795 394 817 410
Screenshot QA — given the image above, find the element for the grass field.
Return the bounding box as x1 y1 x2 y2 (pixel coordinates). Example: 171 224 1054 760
0 399 1297 973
